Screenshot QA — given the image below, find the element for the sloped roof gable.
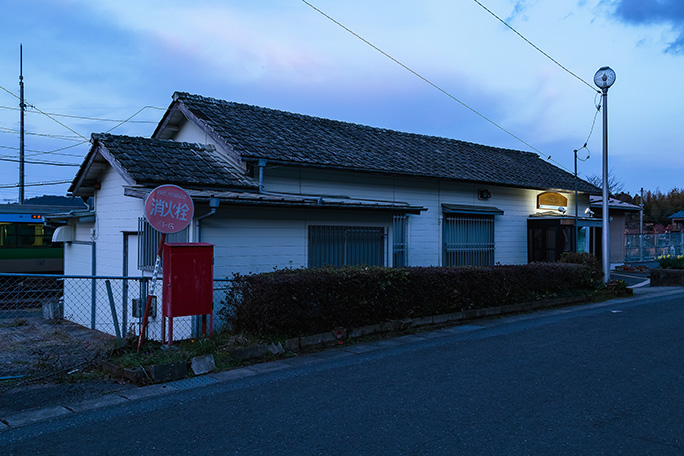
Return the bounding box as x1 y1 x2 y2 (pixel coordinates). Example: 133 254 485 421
69 133 257 196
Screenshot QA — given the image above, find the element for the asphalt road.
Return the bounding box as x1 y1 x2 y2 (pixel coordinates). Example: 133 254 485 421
2 289 684 455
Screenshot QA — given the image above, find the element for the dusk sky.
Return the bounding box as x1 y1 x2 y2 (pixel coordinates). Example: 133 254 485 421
0 0 682 202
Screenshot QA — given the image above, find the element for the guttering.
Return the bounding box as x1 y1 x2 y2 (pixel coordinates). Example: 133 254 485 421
195 197 220 242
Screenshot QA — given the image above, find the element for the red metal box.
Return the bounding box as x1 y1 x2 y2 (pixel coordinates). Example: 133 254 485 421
162 243 214 318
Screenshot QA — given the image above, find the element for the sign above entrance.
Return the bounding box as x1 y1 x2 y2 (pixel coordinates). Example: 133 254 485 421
537 192 568 212
144 184 194 234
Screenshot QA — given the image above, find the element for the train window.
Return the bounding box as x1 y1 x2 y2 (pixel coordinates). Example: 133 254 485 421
0 223 54 248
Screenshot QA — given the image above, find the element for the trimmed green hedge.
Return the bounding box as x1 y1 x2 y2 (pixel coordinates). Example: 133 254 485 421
225 263 594 338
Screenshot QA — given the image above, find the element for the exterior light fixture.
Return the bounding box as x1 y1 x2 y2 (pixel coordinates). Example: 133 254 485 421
594 66 615 283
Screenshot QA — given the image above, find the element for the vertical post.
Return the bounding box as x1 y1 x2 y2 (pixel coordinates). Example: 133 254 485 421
19 44 25 204
90 241 96 329
639 187 644 262
574 149 579 252
105 280 122 343
137 233 165 350
601 87 610 283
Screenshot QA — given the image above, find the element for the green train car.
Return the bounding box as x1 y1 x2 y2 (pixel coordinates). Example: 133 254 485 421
0 212 64 274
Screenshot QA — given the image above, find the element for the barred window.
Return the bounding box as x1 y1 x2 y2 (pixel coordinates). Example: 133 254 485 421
392 214 408 267
443 214 495 266
137 217 189 272
308 225 385 268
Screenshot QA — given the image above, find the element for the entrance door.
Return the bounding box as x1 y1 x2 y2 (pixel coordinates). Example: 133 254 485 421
528 220 575 262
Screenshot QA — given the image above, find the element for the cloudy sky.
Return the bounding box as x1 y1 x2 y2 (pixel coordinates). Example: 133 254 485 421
0 0 682 202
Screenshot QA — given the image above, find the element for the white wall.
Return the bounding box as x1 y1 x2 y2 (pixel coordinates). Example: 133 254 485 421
200 206 393 278
92 167 144 276
261 165 591 267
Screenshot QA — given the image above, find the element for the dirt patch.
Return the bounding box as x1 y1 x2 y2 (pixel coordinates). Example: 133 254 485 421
0 314 115 382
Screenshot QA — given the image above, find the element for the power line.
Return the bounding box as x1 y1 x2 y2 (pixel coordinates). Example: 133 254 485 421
0 126 84 141
0 83 18 100
2 83 160 139
301 0 572 172
0 105 157 123
0 143 85 158
0 155 79 166
23 102 89 141
105 106 160 133
0 179 72 189
471 0 598 93
574 92 603 162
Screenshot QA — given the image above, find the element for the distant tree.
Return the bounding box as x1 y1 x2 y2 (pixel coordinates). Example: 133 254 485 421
24 195 87 208
585 171 624 196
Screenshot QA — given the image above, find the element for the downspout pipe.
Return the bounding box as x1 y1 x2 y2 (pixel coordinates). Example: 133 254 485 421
195 197 221 242
258 158 267 193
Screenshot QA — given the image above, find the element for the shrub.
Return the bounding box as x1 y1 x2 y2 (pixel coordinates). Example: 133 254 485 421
559 252 603 287
224 263 594 338
656 254 684 269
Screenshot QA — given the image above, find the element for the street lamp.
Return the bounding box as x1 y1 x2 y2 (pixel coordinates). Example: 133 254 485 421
594 66 616 283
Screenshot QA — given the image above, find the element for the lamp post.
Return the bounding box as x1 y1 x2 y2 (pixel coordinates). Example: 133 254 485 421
594 66 616 283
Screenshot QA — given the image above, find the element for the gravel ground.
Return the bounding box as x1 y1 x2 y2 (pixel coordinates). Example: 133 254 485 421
0 315 130 414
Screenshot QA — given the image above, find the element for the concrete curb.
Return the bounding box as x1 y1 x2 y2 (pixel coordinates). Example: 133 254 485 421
2 286 682 431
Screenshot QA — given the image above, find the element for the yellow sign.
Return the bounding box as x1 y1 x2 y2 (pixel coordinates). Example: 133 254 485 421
538 192 568 211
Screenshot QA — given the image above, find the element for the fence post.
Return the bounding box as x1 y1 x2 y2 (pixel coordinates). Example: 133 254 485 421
105 280 122 343
122 277 128 338
90 242 97 330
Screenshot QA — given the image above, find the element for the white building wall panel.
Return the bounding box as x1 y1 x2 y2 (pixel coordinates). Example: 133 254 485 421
93 167 144 277
173 121 243 171
201 207 392 278
260 166 591 266
63 222 95 276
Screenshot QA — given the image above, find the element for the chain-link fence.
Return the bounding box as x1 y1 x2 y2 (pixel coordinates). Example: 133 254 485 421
625 233 684 262
0 273 233 385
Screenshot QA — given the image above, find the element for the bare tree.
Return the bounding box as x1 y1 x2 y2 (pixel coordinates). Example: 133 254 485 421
585 170 624 196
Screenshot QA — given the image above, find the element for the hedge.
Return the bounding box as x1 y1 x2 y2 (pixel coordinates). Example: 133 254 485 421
224 263 594 338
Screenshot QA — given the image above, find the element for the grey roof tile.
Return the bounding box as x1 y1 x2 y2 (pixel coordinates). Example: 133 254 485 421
174 92 601 194
92 133 257 190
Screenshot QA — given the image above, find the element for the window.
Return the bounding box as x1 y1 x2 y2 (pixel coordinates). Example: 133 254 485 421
0 223 53 248
308 225 385 268
443 214 495 266
392 214 408 267
137 217 188 272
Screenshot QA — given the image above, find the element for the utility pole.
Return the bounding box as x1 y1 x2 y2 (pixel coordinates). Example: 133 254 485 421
640 187 644 262
19 44 25 204
573 149 579 252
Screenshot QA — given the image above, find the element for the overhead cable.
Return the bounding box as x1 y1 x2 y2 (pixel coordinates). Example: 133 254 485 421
0 105 156 123
471 0 598 93
301 0 572 172
0 155 79 166
0 179 72 189
0 143 85 158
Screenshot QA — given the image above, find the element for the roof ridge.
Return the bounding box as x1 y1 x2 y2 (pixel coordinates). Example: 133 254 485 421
92 132 215 151
173 92 538 159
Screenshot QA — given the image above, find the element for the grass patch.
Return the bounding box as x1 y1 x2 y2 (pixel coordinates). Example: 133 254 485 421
107 331 272 370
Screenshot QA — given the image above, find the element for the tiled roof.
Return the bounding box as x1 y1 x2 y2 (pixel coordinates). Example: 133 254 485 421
669 210 684 219
172 92 601 194
590 196 641 211
88 133 256 190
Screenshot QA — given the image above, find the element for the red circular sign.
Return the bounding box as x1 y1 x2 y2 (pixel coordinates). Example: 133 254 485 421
144 185 194 234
